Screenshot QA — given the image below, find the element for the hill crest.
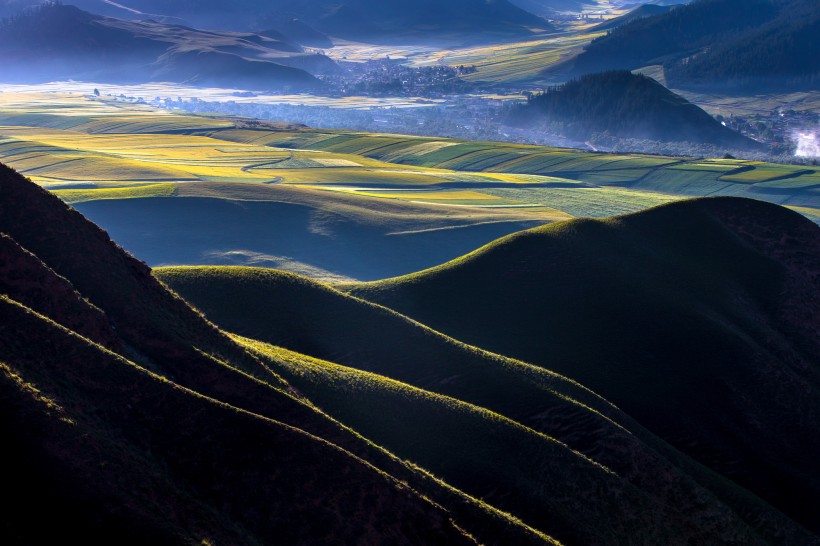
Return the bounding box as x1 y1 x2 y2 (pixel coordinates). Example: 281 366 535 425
508 71 761 150
348 196 820 533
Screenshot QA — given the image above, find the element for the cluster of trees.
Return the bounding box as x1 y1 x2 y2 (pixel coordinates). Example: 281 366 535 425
506 71 759 150
665 0 820 91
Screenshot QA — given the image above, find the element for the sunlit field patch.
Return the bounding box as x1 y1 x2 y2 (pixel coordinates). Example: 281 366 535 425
52 182 177 203
0 92 814 222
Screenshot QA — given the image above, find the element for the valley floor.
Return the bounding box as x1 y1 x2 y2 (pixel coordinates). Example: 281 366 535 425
0 90 816 280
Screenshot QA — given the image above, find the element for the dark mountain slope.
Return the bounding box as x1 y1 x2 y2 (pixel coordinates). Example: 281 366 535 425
559 0 820 91
506 0 585 16
0 233 120 350
157 265 817 545
1 0 551 42
664 0 820 91
349 197 820 533
590 4 676 32
0 3 326 89
0 297 474 545
243 338 761 546
507 71 761 149
1 160 818 541
259 19 333 49
0 163 560 545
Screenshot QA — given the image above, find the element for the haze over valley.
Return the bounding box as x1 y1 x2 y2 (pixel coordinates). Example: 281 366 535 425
0 0 818 544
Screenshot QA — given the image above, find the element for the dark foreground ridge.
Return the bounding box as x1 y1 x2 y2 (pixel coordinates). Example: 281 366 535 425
350 196 820 533
1 160 818 544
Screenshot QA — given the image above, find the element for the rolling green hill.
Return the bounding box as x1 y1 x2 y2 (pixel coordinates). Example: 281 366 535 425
348 197 820 533
3 161 818 542
157 263 819 544
0 161 555 546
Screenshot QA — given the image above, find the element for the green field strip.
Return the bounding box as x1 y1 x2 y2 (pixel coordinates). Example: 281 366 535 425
52 182 177 203
719 166 813 184
667 162 743 173
412 144 495 166
363 140 436 162
444 151 526 172
482 186 680 218
307 134 372 151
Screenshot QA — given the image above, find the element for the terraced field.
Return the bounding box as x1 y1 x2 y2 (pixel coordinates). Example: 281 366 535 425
436 32 605 85
0 91 816 279
247 128 819 213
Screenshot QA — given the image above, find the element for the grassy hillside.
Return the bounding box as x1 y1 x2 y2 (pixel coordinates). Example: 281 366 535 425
157 264 820 544
2 161 558 545
224 126 820 213
0 3 326 89
0 296 479 545
2 149 819 541
5 159 809 544
348 197 820 533
157 267 820 542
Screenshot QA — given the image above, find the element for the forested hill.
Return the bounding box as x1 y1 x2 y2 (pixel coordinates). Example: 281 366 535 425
559 0 819 92
507 71 761 150
665 0 820 91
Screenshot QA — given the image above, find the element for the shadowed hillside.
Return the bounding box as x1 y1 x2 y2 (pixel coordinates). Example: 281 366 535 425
0 0 552 42
558 0 820 92
0 161 556 545
0 3 327 89
349 197 820 533
73 188 550 281
3 162 818 543
158 266 818 545
589 4 676 32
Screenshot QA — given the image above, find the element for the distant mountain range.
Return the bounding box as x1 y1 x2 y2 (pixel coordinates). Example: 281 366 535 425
508 71 761 149
556 0 820 92
0 3 335 89
2 159 819 543
0 0 552 42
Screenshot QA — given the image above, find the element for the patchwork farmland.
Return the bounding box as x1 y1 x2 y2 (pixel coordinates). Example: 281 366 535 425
0 91 816 279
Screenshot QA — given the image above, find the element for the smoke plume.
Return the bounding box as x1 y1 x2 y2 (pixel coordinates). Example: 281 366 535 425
793 129 820 159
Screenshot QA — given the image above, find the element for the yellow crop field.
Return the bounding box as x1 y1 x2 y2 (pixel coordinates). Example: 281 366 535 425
0 91 814 223
436 32 605 84
307 187 530 206
52 183 177 203
720 166 813 183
